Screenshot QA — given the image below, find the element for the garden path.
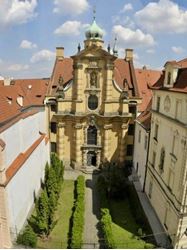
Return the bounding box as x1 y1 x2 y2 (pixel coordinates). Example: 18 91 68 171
83 174 100 249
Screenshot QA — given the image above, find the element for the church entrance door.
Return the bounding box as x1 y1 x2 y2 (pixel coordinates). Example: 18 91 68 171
87 151 97 166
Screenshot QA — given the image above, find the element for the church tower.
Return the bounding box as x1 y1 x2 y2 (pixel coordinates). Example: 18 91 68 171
46 16 141 170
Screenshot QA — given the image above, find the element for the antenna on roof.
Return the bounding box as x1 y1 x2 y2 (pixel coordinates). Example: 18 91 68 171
113 37 118 57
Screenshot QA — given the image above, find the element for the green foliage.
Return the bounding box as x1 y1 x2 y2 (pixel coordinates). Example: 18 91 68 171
97 175 109 208
100 208 116 249
44 162 50 185
70 175 85 249
17 225 37 248
46 167 58 197
35 189 49 235
127 184 152 233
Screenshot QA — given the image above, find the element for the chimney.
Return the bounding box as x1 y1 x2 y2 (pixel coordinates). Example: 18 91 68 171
4 77 12 86
56 47 64 60
125 49 133 61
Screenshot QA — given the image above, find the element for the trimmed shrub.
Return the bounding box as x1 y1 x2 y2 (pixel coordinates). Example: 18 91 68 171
100 208 116 249
17 225 37 248
97 175 109 208
70 175 85 249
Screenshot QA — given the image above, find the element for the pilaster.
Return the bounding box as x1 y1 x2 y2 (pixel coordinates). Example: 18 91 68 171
57 122 65 160
74 123 82 168
103 124 112 162
119 124 128 163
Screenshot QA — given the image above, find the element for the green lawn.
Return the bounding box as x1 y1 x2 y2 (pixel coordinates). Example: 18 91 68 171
37 180 74 249
110 199 154 249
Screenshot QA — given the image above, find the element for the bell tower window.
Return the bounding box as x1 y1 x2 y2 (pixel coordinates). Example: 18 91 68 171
88 95 98 110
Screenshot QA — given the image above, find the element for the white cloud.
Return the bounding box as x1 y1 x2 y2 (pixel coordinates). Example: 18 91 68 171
135 0 187 33
112 25 155 48
53 0 89 15
20 39 37 49
8 64 29 71
54 21 82 36
0 0 37 27
146 49 155 54
171 46 185 54
121 3 133 13
30 50 55 63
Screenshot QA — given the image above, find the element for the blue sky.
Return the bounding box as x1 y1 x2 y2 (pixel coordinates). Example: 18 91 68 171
0 0 187 79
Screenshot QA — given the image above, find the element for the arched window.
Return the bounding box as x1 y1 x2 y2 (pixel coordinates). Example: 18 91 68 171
88 95 98 110
90 71 97 87
167 72 171 85
87 126 97 145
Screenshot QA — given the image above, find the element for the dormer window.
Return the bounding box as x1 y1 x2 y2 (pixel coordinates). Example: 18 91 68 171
167 72 171 85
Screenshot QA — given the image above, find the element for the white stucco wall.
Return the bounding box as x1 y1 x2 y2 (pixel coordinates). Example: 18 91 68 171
133 121 149 190
1 109 47 168
0 109 50 239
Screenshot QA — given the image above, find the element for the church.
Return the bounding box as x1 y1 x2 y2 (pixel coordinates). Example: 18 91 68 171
46 17 141 170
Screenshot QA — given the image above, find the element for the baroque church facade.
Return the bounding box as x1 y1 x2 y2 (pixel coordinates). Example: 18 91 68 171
46 18 141 170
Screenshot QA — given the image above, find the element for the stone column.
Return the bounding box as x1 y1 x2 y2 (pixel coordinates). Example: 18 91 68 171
0 144 12 248
119 124 128 163
57 122 65 160
82 150 87 167
103 125 112 162
75 123 82 169
97 128 101 146
105 64 113 101
96 151 101 167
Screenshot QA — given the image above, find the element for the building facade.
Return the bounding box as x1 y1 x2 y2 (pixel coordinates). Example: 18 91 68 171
0 79 50 248
145 59 187 248
46 19 141 170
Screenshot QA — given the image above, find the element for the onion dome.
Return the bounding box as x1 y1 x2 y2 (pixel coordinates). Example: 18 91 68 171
85 19 104 40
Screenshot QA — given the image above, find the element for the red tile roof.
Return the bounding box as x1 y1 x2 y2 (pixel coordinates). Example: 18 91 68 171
136 100 152 130
151 58 187 93
135 68 162 112
0 78 49 128
4 133 46 186
48 57 140 97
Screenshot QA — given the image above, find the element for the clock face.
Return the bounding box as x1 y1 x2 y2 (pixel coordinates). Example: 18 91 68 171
164 96 171 112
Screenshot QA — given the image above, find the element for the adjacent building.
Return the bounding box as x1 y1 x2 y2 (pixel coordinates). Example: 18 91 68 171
145 58 187 248
133 68 161 189
46 18 141 170
0 78 50 248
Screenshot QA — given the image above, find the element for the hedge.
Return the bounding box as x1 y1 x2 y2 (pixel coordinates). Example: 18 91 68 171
17 225 37 248
100 208 116 249
96 175 109 209
70 175 85 249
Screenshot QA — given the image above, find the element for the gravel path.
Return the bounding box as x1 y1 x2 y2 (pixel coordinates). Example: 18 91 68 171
82 174 101 249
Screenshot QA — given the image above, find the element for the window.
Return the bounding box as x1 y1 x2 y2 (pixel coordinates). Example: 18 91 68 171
51 104 57 112
51 122 57 134
129 105 136 114
87 126 97 145
159 148 165 172
51 142 57 153
128 124 134 135
156 96 160 112
152 151 156 168
144 135 148 150
127 145 133 156
167 72 171 85
138 130 141 143
148 181 153 198
136 162 139 173
88 95 98 110
154 124 159 141
168 169 174 191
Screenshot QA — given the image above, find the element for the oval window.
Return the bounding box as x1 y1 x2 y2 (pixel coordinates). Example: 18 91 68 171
88 95 98 110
